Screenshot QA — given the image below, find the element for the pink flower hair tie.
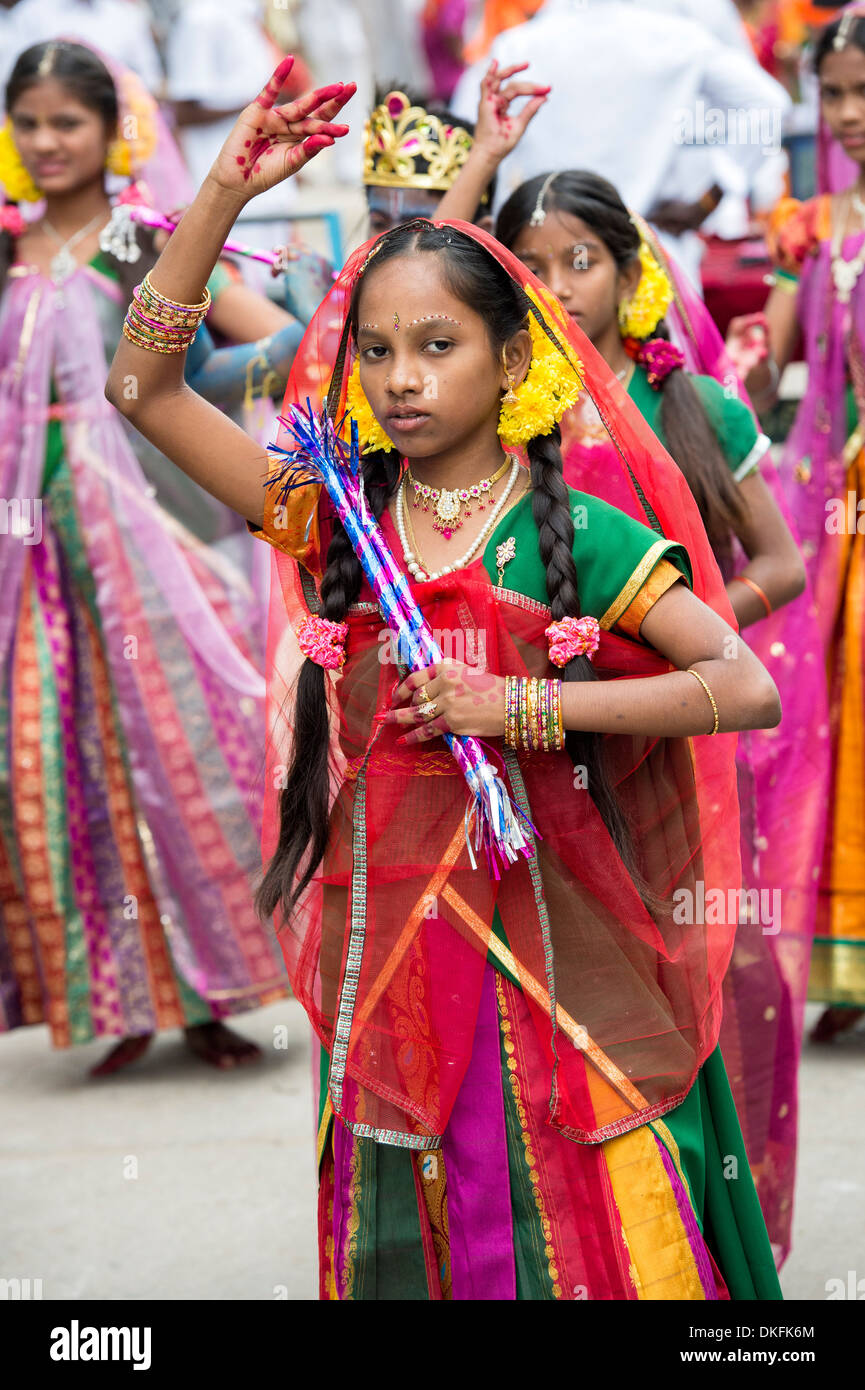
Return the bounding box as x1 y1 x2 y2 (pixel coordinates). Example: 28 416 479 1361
117 181 149 207
0 204 26 237
638 338 685 389
297 614 349 670
545 615 600 667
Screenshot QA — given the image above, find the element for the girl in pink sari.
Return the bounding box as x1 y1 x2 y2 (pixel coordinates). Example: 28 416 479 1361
749 7 865 1044
0 40 304 1074
488 168 828 1269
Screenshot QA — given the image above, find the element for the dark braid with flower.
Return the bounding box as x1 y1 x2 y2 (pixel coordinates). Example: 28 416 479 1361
257 220 637 921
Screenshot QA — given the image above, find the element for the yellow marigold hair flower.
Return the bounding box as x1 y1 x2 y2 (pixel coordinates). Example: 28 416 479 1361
345 355 394 454
498 299 583 449
0 120 43 202
617 239 674 340
106 70 158 177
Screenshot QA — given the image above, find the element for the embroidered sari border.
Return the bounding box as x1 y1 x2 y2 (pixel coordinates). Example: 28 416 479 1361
599 538 673 632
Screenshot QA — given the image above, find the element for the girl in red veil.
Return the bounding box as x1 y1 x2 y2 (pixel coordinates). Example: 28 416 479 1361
107 60 783 1300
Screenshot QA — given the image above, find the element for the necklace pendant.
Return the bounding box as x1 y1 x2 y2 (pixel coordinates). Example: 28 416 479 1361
434 488 461 528
433 512 463 540
50 247 76 284
833 255 863 302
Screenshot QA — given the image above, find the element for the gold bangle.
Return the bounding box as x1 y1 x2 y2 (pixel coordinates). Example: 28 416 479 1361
686 668 719 736
526 677 540 752
551 679 564 752
504 675 520 749
122 318 195 353
141 271 211 316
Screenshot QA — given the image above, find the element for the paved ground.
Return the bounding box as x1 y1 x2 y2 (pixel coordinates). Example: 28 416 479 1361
1 998 862 1302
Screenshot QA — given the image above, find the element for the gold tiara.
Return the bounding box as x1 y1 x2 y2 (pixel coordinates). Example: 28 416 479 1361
363 91 473 192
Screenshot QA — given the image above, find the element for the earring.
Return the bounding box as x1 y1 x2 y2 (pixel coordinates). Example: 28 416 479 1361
501 347 518 403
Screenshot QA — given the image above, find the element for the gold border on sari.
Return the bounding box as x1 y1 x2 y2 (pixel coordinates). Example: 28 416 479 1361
598 538 674 632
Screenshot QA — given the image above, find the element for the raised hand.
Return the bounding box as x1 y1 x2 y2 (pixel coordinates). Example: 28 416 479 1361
472 59 550 165
209 57 356 201
726 312 770 379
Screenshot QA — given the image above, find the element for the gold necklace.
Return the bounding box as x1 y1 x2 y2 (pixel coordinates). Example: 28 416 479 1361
398 459 522 582
407 455 512 539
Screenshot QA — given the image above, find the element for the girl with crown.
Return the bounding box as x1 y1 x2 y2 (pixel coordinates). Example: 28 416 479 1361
0 40 351 1075
107 57 785 1300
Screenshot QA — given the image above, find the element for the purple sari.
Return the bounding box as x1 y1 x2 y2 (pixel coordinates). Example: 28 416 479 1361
634 222 830 1267
0 256 286 1042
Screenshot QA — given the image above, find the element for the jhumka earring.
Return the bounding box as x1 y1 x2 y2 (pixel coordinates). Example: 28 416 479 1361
501 347 518 403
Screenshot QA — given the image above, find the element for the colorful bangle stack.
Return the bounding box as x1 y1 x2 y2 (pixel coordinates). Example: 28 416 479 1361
122 271 212 354
503 676 564 752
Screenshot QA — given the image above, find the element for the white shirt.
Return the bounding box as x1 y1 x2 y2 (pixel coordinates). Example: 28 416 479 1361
165 0 293 221
4 0 163 92
451 0 791 217
638 0 752 54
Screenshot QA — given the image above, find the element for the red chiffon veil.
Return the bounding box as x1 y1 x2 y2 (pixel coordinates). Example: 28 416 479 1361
261 220 742 1148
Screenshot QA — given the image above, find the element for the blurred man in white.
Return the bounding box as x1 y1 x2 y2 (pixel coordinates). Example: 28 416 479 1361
2 0 162 91
166 0 296 289
451 0 790 286
641 0 787 273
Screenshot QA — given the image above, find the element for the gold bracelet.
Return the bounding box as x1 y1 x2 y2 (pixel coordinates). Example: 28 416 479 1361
686 668 719 736
526 677 540 753
140 271 211 316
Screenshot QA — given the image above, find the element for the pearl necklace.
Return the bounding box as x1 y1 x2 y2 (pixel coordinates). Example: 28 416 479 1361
396 458 521 582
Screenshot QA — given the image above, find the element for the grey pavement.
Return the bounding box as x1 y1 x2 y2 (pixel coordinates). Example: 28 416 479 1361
1 998 863 1301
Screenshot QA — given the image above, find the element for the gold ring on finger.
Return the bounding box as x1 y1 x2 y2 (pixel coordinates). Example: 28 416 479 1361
417 700 438 721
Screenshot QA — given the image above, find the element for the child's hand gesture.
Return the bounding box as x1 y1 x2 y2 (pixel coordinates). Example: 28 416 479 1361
472 59 550 168
380 660 506 744
726 312 770 379
209 57 356 202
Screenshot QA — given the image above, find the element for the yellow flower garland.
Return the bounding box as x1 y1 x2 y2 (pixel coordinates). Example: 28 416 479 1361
617 240 674 340
498 286 584 449
106 69 158 176
0 121 43 202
